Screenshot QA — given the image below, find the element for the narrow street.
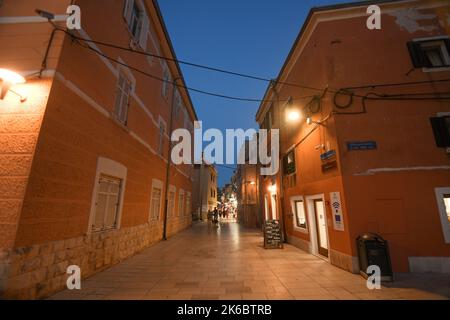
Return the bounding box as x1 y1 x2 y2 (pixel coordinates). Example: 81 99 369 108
49 222 449 300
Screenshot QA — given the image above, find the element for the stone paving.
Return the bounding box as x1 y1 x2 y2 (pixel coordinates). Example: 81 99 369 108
49 221 450 300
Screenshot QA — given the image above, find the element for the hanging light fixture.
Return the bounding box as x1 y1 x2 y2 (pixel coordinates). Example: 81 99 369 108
0 69 27 102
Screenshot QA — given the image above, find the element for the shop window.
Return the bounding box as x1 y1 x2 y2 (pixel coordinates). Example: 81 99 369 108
290 196 307 232
435 187 450 243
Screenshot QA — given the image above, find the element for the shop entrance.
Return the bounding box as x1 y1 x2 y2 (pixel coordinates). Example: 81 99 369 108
306 195 329 259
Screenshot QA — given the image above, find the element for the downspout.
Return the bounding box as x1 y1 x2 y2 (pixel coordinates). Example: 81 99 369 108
270 81 288 243
162 77 181 240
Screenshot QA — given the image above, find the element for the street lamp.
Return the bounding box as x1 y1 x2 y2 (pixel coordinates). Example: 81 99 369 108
0 68 26 102
268 184 277 193
286 109 301 123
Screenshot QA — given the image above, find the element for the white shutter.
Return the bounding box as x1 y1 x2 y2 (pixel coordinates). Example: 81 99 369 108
139 14 149 50
124 0 134 26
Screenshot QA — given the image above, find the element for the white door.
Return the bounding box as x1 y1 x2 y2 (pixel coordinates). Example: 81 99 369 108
313 199 328 257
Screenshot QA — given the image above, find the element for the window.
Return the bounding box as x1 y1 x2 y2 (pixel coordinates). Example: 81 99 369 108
407 38 450 69
435 187 450 243
123 0 149 49
113 70 132 125
430 116 450 148
174 89 182 118
92 175 122 232
158 118 166 155
293 199 307 230
162 64 170 98
185 193 191 216
149 180 163 221
178 191 185 217
168 188 176 218
283 150 296 175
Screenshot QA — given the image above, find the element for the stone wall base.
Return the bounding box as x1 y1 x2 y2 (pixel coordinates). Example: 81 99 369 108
409 257 450 273
0 221 190 300
286 235 359 274
329 249 359 274
286 235 311 253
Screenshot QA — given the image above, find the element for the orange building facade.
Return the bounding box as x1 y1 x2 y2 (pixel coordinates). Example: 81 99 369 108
0 0 196 299
257 0 450 274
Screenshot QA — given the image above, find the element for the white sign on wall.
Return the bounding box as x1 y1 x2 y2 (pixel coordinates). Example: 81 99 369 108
330 192 345 231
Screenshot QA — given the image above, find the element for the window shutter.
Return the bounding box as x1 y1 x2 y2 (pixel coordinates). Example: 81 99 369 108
445 39 450 58
407 41 425 68
139 14 149 50
430 116 450 148
94 193 107 231
123 0 134 26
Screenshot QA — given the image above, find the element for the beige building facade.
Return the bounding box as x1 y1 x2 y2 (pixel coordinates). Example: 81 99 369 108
193 162 218 220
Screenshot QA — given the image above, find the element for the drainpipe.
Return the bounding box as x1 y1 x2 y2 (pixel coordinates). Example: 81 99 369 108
162 77 181 241
269 81 288 243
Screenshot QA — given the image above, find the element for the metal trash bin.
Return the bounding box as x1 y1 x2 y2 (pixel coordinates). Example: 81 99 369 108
357 233 393 282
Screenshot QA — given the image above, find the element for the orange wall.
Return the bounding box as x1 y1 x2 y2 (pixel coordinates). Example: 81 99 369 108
0 79 53 249
0 0 196 247
257 1 450 271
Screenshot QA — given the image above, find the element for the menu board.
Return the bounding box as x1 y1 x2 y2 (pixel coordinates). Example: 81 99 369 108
264 220 283 249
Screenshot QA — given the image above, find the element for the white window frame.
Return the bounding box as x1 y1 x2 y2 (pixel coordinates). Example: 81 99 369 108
412 36 450 73
123 0 149 50
290 195 308 233
88 157 127 234
185 192 191 216
168 185 176 218
149 179 163 221
435 187 450 244
174 89 182 118
158 116 167 156
113 64 135 126
178 189 185 217
162 63 171 98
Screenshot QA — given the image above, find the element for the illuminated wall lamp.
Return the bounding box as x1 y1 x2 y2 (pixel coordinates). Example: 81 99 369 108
0 68 27 102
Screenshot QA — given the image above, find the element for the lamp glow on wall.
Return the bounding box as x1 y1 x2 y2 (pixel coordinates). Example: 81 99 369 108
0 68 27 102
268 184 277 193
286 109 302 123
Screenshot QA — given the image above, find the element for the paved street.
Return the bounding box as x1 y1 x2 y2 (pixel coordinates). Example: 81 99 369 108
50 222 449 300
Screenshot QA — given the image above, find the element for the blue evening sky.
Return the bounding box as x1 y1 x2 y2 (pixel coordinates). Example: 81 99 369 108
158 0 357 187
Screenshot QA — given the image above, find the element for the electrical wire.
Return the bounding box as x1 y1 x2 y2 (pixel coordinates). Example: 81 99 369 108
65 29 450 97
69 32 319 104
53 27 450 106
61 28 337 94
